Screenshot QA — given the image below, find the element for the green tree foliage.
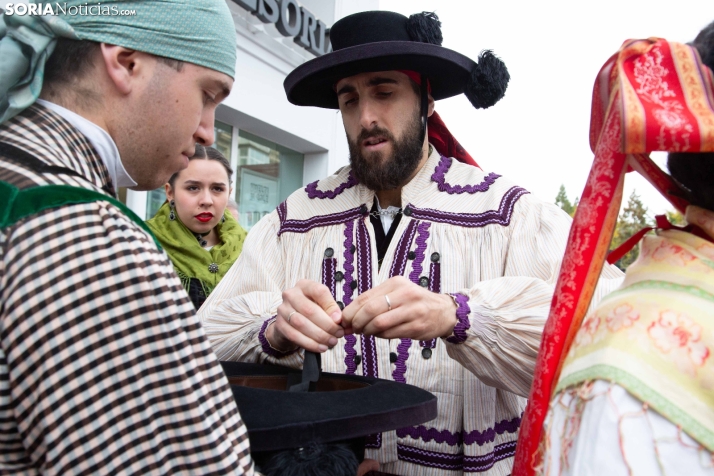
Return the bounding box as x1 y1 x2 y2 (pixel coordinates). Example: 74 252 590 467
610 190 652 271
555 184 577 217
666 209 686 226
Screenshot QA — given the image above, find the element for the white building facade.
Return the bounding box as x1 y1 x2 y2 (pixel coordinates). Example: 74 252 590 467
126 0 379 227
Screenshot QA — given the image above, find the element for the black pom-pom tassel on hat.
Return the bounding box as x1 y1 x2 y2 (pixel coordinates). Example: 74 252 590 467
406 11 443 46
465 50 510 109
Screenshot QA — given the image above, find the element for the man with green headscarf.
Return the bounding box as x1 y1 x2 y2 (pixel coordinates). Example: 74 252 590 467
0 1 258 474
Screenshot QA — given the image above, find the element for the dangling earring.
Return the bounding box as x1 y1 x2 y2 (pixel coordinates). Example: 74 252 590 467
169 200 176 221
221 214 226 224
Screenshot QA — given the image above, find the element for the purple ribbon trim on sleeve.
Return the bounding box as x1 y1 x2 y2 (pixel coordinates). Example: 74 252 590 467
305 171 358 199
259 315 298 357
431 155 501 194
446 293 470 344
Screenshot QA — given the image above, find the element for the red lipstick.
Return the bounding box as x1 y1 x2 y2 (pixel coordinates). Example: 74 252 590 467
195 213 213 223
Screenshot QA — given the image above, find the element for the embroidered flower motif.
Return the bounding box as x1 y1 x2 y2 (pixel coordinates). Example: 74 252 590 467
653 109 686 131
696 242 714 262
575 315 602 347
633 47 675 107
605 304 640 332
651 241 696 266
648 310 710 375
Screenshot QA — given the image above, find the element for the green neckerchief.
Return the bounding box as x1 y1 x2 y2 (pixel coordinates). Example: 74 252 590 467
146 201 246 297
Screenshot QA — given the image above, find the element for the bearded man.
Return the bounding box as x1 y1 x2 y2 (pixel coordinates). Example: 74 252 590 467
199 11 621 476
0 1 257 474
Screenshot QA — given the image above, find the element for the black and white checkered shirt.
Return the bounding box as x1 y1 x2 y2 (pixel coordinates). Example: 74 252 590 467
0 105 256 475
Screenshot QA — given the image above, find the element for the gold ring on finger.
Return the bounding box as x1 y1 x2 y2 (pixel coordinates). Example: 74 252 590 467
385 294 392 312
287 310 297 323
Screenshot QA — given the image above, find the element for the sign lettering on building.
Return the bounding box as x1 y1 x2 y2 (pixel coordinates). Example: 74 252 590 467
232 0 331 56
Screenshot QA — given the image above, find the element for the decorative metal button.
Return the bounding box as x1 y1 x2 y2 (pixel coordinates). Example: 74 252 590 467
389 352 398 363
419 276 429 287
431 252 440 263
336 301 345 310
354 354 362 365
350 281 358 290
360 204 369 215
335 271 344 282
324 247 334 258
208 263 219 273
407 251 416 260
403 206 412 217
350 244 356 254
421 348 432 360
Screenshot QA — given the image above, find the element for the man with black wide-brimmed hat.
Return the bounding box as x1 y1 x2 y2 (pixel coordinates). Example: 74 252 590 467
200 10 622 475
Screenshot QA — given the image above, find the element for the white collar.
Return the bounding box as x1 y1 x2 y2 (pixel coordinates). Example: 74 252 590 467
376 199 401 234
36 99 138 190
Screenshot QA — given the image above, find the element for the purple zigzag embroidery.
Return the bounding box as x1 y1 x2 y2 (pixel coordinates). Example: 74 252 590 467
277 200 287 227
464 416 521 446
389 220 418 277
396 416 521 447
396 440 517 472
420 260 440 349
356 219 378 379
431 155 501 194
397 426 461 445
396 444 463 470
259 316 298 358
446 293 471 344
408 186 529 228
464 440 518 472
322 257 336 302
356 217 379 449
342 220 358 375
305 171 358 199
408 221 430 284
390 220 420 384
278 207 362 236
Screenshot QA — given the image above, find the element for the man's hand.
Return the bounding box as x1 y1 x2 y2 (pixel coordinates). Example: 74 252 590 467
341 276 458 339
267 279 344 353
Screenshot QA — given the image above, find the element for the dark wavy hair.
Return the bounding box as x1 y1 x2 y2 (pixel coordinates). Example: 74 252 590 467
666 21 714 212
168 144 232 187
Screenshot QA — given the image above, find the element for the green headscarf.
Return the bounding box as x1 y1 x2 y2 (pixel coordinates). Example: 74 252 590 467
146 201 247 297
0 0 237 124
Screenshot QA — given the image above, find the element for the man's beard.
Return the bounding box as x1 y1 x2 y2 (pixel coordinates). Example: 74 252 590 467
347 109 424 191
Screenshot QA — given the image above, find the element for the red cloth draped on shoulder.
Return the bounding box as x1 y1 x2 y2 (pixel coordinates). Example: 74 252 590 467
512 38 714 475
398 69 479 167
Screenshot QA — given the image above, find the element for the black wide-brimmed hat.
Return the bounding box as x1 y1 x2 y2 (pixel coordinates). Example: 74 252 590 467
221 356 437 453
284 10 510 110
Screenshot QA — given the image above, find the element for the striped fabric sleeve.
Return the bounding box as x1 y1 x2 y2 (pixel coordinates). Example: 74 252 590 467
198 212 304 369
0 201 257 475
444 197 624 399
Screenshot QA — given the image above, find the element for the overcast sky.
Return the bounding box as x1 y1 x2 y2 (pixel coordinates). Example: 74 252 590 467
380 0 711 216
